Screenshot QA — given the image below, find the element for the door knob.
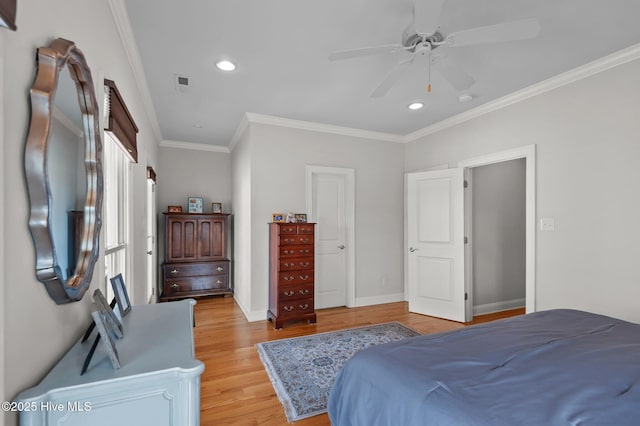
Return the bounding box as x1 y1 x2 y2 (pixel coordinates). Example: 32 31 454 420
338 245 345 250
409 247 418 252
147 250 153 255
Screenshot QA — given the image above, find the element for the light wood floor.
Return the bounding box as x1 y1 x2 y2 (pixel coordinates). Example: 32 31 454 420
194 296 524 425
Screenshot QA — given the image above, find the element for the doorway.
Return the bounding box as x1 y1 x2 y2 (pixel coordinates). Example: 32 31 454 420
407 145 536 322
305 166 355 308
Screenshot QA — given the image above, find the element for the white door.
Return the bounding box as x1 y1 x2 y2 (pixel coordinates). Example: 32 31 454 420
407 168 466 322
307 167 354 309
146 177 157 303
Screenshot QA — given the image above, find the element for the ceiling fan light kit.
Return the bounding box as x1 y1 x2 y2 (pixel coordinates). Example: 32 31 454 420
328 1 541 99
216 60 236 71
408 102 424 110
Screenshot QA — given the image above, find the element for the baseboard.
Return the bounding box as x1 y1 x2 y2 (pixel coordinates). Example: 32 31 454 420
354 293 405 308
234 295 268 322
473 298 525 316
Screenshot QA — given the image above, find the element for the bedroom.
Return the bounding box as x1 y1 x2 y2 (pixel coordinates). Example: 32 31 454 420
1 0 639 425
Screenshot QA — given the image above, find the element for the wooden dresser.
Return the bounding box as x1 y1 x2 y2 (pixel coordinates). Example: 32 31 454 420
160 213 232 301
268 222 316 329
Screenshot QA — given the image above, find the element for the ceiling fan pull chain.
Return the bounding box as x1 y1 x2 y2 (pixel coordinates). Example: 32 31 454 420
427 49 432 93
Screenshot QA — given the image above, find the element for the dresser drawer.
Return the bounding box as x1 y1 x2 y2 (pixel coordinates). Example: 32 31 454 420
280 234 314 245
278 270 314 286
277 283 313 301
297 224 315 235
278 298 314 316
278 225 298 235
164 261 228 278
164 275 228 294
279 245 314 258
279 257 313 271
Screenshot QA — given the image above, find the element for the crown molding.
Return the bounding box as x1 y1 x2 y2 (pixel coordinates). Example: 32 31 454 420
160 140 231 153
245 112 404 143
107 0 163 143
404 42 640 142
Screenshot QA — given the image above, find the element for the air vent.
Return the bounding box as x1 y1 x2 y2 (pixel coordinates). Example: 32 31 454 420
174 74 190 92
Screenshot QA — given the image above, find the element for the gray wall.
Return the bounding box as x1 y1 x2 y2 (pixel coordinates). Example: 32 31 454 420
2 0 160 421
472 159 526 313
405 57 640 323
240 123 405 318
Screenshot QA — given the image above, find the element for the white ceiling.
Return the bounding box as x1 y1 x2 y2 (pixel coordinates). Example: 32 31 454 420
123 0 640 147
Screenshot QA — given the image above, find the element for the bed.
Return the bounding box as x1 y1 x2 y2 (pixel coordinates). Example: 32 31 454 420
328 309 640 425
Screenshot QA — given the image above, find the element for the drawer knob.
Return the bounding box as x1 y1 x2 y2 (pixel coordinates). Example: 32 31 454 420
299 304 309 310
216 280 223 284
299 274 309 280
216 266 224 271
299 289 309 295
300 262 310 267
284 290 295 297
284 263 291 268
170 269 179 275
284 276 294 281
170 283 179 289
283 306 294 312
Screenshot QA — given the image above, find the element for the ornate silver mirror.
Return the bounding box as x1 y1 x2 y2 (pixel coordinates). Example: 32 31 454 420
25 38 103 303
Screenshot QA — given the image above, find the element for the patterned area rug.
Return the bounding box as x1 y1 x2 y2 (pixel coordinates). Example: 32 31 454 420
256 322 420 422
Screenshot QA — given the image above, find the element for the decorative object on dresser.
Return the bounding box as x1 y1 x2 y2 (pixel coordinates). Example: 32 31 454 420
268 222 316 329
212 202 223 214
160 213 232 301
109 273 131 317
168 205 183 213
294 213 307 223
188 196 203 213
272 213 285 223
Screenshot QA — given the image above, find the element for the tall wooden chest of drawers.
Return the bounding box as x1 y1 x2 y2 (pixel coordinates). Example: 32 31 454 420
268 222 316 329
160 213 232 301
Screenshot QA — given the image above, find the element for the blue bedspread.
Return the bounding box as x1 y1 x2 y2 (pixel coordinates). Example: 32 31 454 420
328 309 640 425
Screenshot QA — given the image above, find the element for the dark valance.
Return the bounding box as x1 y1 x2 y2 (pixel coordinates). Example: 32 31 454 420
0 0 17 31
147 166 157 183
104 79 139 162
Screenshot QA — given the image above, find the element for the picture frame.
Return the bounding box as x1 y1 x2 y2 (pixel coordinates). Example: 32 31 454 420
92 289 123 339
168 205 182 213
90 310 121 370
188 196 203 213
294 213 307 223
212 202 223 214
272 213 285 223
110 273 132 318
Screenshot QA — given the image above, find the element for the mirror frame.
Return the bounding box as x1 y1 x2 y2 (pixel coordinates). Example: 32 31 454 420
25 38 103 304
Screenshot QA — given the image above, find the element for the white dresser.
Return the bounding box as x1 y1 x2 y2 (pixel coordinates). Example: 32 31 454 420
16 299 204 426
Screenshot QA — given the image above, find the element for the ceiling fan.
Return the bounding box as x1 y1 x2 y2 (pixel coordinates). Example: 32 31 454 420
328 0 541 98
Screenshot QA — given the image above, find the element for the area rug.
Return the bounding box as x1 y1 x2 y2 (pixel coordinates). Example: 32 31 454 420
256 322 420 422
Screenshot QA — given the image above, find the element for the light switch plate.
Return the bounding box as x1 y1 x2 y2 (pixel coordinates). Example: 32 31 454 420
540 217 555 231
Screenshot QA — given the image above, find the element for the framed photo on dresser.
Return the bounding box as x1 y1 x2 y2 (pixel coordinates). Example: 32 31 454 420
188 197 203 213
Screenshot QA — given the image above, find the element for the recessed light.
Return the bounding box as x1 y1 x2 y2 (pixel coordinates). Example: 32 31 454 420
216 60 236 71
408 102 424 110
458 93 473 103
193 124 203 129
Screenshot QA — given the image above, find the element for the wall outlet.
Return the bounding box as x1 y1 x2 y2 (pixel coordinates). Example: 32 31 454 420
540 217 555 231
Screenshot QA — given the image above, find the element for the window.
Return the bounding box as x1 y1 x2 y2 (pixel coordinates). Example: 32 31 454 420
103 79 138 302
104 132 131 301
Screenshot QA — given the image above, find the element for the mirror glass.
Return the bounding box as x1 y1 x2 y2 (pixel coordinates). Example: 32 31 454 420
49 66 87 282
25 38 103 304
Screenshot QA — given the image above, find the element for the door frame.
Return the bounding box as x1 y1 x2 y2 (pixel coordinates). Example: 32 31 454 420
458 144 536 316
305 165 356 308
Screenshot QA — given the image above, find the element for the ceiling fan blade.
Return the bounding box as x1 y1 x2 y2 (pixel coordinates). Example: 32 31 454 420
413 0 446 35
432 57 475 91
446 18 541 47
328 44 403 61
371 58 413 98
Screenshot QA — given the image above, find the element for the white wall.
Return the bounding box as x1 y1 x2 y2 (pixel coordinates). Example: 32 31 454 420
0 29 7 425
230 128 253 317
2 0 159 422
405 57 640 323
243 123 405 318
472 159 526 312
